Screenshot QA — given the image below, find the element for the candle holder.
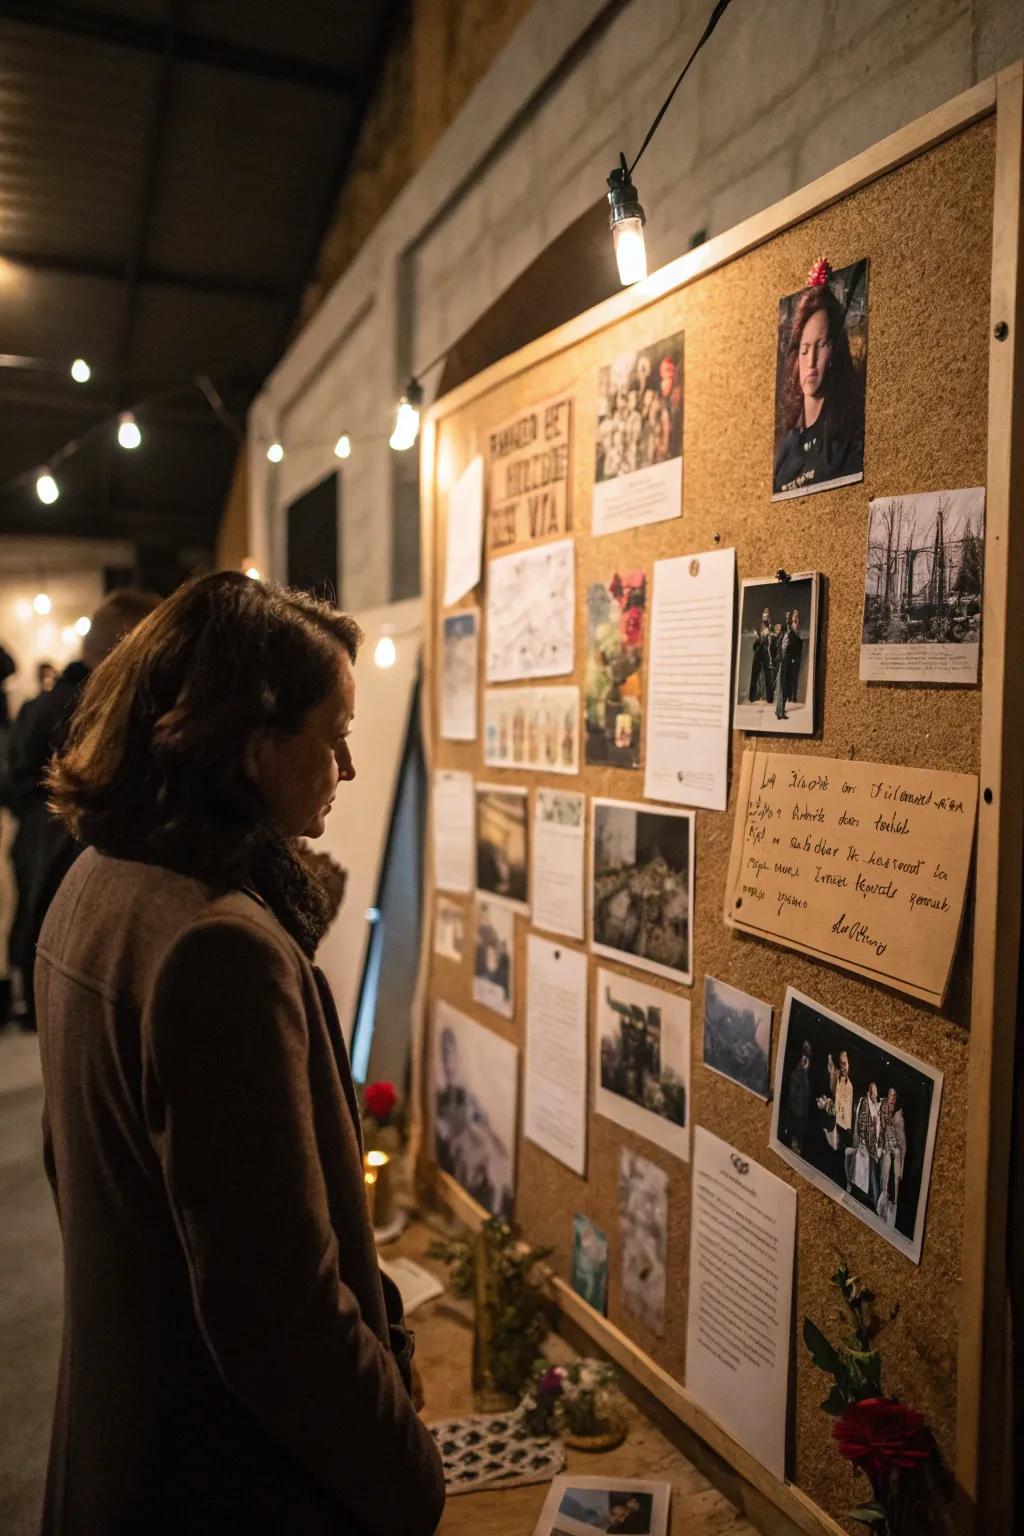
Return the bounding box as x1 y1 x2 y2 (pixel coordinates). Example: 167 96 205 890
363 1149 395 1230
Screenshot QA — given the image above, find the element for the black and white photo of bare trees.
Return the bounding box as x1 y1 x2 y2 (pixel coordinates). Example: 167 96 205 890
860 487 985 683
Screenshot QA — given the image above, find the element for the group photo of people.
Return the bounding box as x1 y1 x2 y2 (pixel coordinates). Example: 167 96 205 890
594 332 683 485
770 989 942 1262
733 574 818 734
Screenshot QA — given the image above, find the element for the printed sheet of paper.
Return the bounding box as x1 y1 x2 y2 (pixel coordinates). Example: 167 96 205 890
432 771 475 894
523 935 588 1176
860 487 984 684
532 789 585 940
443 455 484 607
724 749 978 1005
484 686 579 774
487 394 573 552
441 608 479 741
486 538 575 683
644 547 735 811
686 1126 796 1480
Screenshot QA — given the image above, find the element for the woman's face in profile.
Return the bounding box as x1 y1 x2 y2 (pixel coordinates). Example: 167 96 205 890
249 651 356 840
798 307 833 402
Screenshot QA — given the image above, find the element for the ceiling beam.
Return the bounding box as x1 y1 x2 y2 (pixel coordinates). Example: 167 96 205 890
0 2 365 95
0 246 290 302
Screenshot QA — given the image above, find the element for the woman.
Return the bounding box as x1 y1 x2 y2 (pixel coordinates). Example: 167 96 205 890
36 573 445 1535
773 278 864 496
784 608 804 706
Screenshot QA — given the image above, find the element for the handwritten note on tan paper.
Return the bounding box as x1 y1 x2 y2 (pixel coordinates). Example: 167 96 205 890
724 750 977 1005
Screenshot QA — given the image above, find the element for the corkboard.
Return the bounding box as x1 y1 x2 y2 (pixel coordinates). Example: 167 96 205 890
419 111 1004 1536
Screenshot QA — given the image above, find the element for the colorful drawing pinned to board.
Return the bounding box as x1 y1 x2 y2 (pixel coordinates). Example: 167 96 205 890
585 572 646 769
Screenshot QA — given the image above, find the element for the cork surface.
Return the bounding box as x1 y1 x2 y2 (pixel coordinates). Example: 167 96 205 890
422 118 995 1532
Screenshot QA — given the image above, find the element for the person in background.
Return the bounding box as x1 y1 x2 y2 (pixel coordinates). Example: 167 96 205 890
36 572 443 1535
4 589 161 1027
37 660 57 693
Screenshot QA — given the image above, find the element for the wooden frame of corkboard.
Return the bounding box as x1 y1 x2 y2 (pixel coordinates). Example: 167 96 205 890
412 63 1024 1536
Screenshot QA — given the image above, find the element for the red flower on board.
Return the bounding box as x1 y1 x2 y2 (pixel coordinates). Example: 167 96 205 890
833 1397 933 1486
364 1080 398 1122
806 256 832 287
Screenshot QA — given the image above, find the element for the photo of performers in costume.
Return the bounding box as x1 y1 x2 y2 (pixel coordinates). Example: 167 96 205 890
771 990 941 1263
734 575 818 732
772 257 867 499
595 333 683 484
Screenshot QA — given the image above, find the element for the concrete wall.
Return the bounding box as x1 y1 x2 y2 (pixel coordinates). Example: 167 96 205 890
250 0 1024 617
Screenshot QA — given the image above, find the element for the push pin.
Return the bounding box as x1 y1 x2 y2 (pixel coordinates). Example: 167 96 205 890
776 567 792 584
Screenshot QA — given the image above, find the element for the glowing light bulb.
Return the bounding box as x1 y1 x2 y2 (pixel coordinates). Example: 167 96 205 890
61 625 76 646
389 379 423 452
374 634 397 669
606 154 647 287
117 412 141 450
74 616 91 637
266 441 284 463
245 566 261 580
70 358 91 383
33 592 52 615
612 219 648 285
334 433 351 460
36 470 59 504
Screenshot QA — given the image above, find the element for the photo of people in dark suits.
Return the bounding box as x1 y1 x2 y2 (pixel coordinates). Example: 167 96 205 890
733 574 819 736
772 257 868 500
769 988 942 1264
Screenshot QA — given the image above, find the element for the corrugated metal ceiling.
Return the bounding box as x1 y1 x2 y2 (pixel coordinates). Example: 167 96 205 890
0 0 406 551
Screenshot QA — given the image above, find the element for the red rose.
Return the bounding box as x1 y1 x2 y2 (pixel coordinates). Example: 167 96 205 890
833 1397 933 1486
364 1080 397 1122
622 606 644 647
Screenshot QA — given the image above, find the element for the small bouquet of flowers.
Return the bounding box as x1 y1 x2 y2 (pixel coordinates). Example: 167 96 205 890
359 1079 405 1152
805 1265 949 1534
518 1358 627 1450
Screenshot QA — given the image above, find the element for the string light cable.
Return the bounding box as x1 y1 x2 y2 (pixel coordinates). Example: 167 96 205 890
606 0 736 285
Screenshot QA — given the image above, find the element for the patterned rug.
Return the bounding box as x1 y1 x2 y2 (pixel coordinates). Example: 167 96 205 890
428 1407 565 1496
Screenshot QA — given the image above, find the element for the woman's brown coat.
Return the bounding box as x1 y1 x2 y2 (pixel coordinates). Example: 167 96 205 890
35 847 445 1535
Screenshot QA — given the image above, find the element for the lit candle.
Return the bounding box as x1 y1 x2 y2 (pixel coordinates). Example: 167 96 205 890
363 1149 394 1229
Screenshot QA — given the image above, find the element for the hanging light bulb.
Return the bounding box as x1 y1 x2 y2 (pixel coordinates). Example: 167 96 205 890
266 440 284 464
607 152 647 286
61 625 76 646
70 357 91 383
389 379 423 452
74 615 91 637
36 469 59 504
374 630 397 669
33 592 52 615
245 566 261 580
117 411 142 450
334 432 352 460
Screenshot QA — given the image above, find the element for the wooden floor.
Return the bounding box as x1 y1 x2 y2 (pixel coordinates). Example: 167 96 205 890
392 1218 757 1536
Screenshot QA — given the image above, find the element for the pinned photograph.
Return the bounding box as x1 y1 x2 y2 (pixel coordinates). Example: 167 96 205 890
484 685 579 773
618 1149 668 1335
585 572 646 768
702 976 772 1100
433 897 466 962
472 897 515 1019
772 257 868 500
571 1214 609 1315
860 487 985 684
595 968 689 1161
433 1000 518 1221
593 331 683 537
769 988 943 1263
440 608 479 741
733 573 820 735
476 784 529 913
590 799 694 985
532 1475 670 1536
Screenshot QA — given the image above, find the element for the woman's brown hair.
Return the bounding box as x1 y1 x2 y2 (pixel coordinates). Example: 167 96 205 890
778 281 860 436
48 572 362 881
